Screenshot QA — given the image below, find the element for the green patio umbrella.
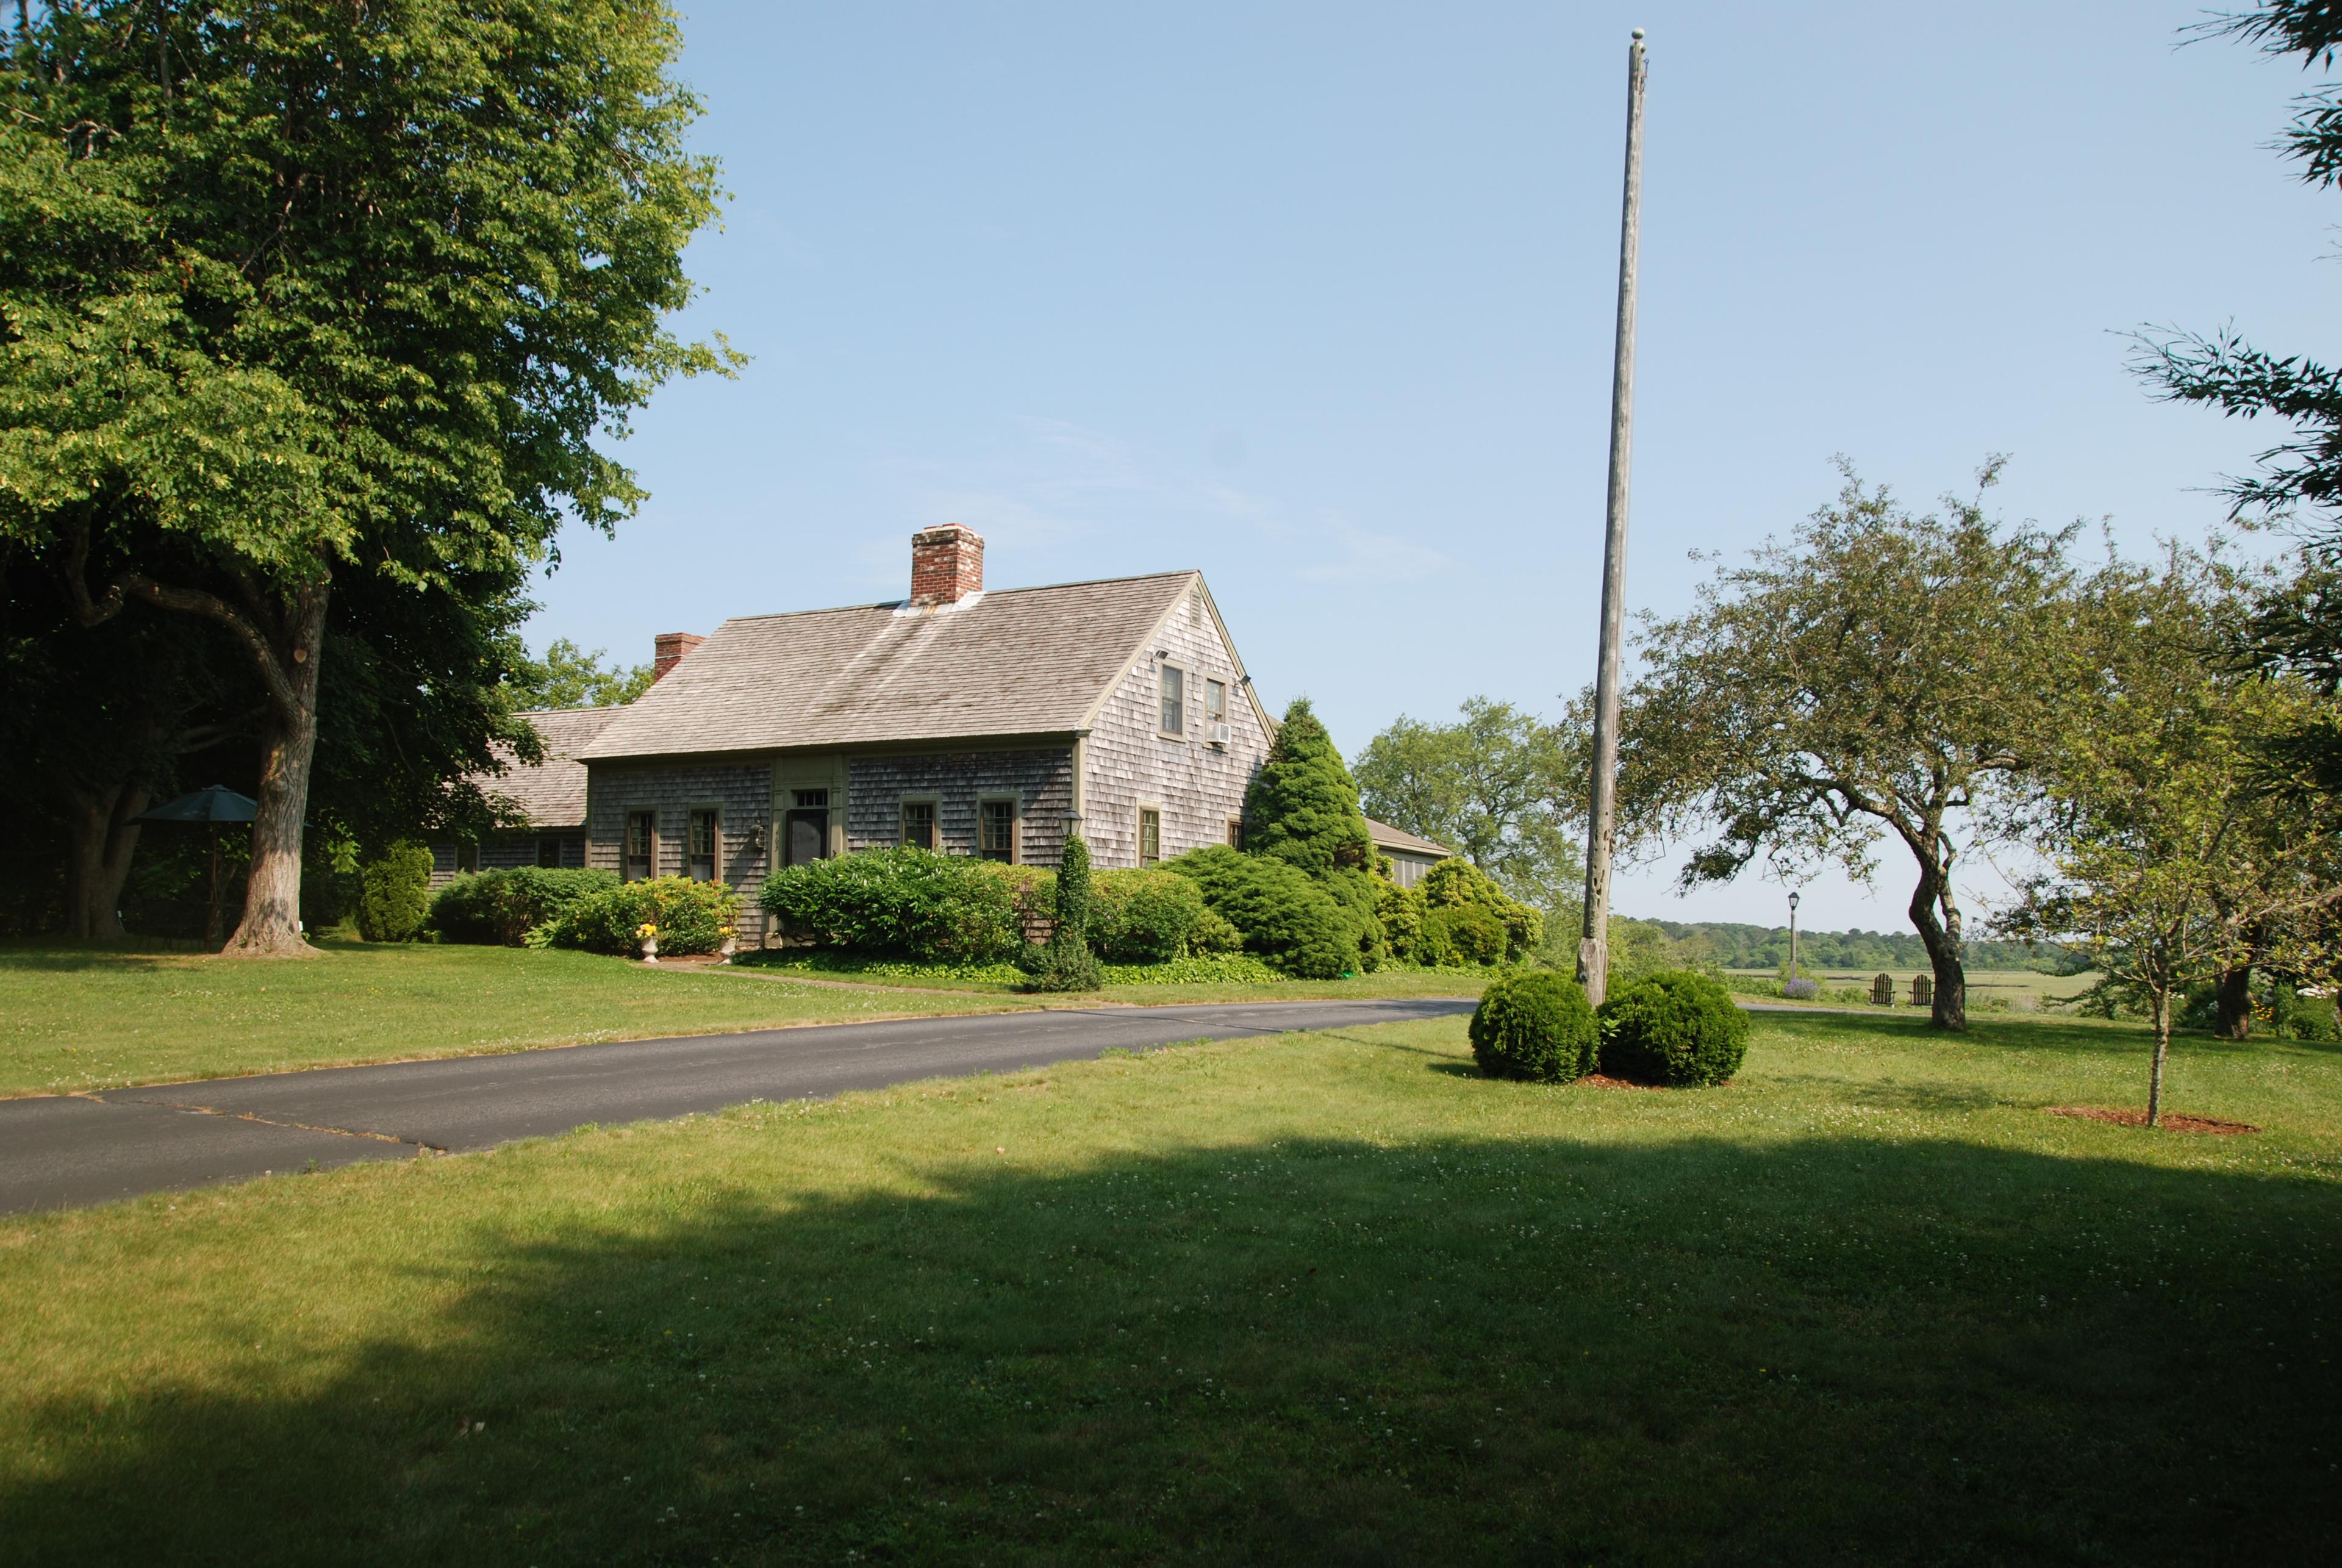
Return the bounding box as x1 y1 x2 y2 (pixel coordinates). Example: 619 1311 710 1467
134 787 257 949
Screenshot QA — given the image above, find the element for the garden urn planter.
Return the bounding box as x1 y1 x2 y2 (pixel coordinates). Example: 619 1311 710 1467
640 934 659 963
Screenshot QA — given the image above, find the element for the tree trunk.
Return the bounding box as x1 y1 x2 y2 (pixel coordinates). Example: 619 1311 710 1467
1907 862 1968 1031
2213 962 2255 1041
223 582 328 958
2147 990 2171 1129
60 782 149 941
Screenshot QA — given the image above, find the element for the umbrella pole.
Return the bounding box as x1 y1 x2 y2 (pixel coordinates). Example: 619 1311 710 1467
206 825 223 951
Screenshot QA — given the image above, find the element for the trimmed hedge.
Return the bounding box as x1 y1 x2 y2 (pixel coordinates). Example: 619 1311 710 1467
1598 970 1749 1087
428 867 618 946
759 847 1030 963
544 876 741 957
1163 845 1358 979
1090 869 1214 963
1469 970 1597 1082
356 842 434 942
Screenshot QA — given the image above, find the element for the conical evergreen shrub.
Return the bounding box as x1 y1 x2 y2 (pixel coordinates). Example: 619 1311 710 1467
1243 698 1384 968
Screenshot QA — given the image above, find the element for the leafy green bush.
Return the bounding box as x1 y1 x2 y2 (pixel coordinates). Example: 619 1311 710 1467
355 842 434 942
1418 903 1507 967
758 847 1023 962
1090 869 1214 963
1598 970 1749 1087
427 867 618 946
1469 970 1597 1082
1419 858 1543 961
1163 845 1358 979
1192 909 1244 954
546 876 740 957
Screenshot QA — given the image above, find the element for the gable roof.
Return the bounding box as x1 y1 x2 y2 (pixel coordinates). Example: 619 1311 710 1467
1364 816 1452 860
580 571 1200 761
484 705 625 828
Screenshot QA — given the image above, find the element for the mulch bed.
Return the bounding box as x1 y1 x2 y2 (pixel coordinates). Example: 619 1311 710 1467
2046 1106 2260 1134
1580 1073 1665 1091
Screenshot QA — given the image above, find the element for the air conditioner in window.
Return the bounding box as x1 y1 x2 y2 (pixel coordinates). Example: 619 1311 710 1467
1207 721 1232 746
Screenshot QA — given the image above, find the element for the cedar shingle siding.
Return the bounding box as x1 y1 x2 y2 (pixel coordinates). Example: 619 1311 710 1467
441 551 1284 943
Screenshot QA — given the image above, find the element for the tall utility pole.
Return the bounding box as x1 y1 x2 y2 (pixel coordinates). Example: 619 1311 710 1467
1577 27 1648 1009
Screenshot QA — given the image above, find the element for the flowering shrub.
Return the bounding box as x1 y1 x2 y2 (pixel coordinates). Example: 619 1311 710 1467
1782 976 1820 1001
545 876 739 956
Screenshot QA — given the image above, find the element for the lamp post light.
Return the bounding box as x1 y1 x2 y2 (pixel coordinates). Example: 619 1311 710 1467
1788 890 1802 986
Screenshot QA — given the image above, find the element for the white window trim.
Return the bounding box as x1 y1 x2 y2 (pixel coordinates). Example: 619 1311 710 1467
1157 659 1189 740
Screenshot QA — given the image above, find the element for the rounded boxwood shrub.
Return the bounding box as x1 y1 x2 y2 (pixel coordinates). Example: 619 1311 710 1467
1469 970 1598 1082
546 875 740 956
429 867 618 946
1598 970 1749 1087
1162 845 1358 979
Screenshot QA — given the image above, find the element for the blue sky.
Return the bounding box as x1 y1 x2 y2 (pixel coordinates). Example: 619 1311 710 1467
530 1 2335 929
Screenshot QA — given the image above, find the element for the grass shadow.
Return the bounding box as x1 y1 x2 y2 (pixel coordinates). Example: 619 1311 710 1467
6 1127 2338 1564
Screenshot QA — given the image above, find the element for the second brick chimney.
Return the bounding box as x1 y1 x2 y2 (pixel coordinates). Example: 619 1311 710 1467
652 631 705 682
908 523 984 607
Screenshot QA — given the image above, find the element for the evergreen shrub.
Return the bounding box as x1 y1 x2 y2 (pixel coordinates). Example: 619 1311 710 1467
1163 845 1358 978
1020 836 1103 991
547 875 740 956
355 842 434 942
1469 970 1598 1082
1598 970 1749 1087
1419 858 1543 962
759 847 1022 962
428 867 617 945
1418 903 1507 967
1375 868 1426 961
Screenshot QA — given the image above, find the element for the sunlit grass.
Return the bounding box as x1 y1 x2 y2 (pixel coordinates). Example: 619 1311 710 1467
2 1009 2335 1563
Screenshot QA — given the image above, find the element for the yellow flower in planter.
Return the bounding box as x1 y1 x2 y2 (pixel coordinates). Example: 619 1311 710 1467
636 923 659 939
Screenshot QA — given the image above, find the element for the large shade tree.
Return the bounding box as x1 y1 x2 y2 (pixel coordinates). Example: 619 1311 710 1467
1616 463 2083 1029
1353 696 1585 914
0 0 732 954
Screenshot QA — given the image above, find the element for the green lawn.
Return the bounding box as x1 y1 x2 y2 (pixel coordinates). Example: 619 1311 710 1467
3 1008 2336 1563
0 940 1042 1096
1729 965 2100 1011
0 942 1485 1097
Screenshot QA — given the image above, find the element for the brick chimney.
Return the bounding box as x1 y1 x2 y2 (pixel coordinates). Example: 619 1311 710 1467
652 631 705 682
908 523 984 607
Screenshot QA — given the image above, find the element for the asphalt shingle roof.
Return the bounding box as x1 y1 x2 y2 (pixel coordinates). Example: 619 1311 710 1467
483 706 624 828
579 572 1197 761
1364 816 1452 859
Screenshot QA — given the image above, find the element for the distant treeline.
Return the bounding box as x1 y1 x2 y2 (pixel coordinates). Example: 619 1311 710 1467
1635 920 2068 973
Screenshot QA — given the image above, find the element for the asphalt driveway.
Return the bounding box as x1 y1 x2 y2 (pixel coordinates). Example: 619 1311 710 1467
0 997 1474 1214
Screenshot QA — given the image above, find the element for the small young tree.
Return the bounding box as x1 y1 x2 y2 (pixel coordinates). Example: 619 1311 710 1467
1619 462 2083 1029
2007 557 2342 1123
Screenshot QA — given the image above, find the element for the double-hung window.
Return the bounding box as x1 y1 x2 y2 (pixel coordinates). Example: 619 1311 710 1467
537 836 564 869
901 800 937 850
1139 807 1162 867
1158 662 1185 737
624 811 656 881
1205 679 1227 729
687 809 719 882
979 800 1017 863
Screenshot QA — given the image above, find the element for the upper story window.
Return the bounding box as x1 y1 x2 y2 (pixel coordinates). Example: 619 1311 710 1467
980 800 1017 863
1226 817 1243 848
901 800 937 850
1139 807 1162 867
687 809 719 881
624 810 656 882
1205 678 1227 728
1158 662 1186 737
